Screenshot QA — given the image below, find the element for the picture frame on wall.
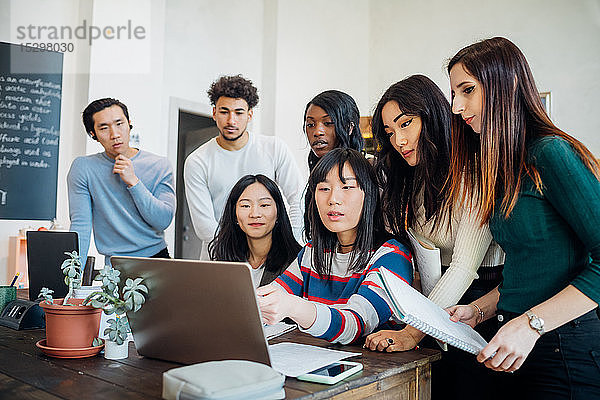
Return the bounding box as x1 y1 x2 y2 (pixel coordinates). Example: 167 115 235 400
540 91 551 118
360 116 375 155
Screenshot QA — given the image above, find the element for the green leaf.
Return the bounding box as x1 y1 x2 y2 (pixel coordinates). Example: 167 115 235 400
137 284 148 294
90 299 103 308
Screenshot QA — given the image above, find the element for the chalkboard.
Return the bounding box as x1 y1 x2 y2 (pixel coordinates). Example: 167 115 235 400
0 42 63 220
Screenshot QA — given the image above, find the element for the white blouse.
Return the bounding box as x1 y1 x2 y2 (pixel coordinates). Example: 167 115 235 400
412 193 505 308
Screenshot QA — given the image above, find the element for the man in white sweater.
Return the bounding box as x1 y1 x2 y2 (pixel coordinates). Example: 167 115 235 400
184 75 304 259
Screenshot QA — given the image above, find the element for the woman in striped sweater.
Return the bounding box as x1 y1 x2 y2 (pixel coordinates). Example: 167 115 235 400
257 148 412 344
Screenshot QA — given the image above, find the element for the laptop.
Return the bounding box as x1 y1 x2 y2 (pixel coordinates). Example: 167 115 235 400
111 256 272 366
26 231 79 301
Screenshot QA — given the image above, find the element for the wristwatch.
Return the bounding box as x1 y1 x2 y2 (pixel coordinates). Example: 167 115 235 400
525 310 545 336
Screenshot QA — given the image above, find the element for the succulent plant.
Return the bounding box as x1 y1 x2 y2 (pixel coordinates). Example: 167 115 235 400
38 287 54 304
38 251 82 305
104 316 129 345
60 251 83 305
83 266 148 344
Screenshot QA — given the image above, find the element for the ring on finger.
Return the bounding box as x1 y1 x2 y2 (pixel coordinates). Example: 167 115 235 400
386 338 394 345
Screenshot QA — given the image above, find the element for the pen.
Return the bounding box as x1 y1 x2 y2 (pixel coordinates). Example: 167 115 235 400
9 272 19 287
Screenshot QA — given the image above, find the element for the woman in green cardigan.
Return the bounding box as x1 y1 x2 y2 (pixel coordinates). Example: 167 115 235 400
446 37 600 398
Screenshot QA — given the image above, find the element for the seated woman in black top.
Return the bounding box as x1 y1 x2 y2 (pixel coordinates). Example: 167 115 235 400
209 174 301 287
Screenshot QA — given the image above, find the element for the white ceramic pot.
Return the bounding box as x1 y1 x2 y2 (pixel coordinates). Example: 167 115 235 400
104 340 129 360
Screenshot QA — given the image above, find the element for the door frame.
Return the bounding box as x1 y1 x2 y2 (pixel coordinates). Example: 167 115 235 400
167 97 213 257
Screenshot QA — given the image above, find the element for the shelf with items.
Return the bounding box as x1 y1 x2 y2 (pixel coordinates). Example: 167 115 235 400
360 116 375 156
7 236 28 288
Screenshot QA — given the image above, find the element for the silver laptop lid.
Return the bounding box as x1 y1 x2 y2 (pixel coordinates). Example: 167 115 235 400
111 256 271 366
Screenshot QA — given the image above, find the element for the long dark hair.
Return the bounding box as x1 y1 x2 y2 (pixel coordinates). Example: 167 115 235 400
304 90 364 171
372 75 453 235
447 37 600 223
303 90 365 241
208 174 301 274
306 148 391 276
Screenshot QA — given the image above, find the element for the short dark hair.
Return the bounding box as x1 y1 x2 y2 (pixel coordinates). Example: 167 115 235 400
372 75 452 236
306 148 390 276
207 75 259 109
304 90 364 171
82 98 130 140
208 174 301 278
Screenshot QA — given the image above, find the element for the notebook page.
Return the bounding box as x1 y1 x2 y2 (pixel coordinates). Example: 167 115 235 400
407 228 442 296
379 267 487 355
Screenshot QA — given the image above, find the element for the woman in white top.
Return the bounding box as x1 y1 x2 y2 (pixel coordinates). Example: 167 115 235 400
363 75 504 399
208 174 301 287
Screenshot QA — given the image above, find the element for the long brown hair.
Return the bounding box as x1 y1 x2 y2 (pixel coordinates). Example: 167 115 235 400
447 37 600 223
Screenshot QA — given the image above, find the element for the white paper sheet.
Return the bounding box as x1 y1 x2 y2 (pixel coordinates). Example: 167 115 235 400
268 342 360 377
264 322 297 340
407 228 442 297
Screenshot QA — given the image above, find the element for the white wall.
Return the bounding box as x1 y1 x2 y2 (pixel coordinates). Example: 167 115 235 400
86 0 166 155
161 0 266 135
369 0 600 154
273 0 370 179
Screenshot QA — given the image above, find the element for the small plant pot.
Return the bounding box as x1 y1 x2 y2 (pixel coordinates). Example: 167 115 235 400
104 339 129 360
40 298 102 349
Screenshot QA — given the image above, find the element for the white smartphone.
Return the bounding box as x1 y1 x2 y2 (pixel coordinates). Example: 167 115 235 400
297 360 363 384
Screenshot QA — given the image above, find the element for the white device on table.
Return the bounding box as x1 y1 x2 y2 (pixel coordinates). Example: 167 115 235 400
296 360 363 384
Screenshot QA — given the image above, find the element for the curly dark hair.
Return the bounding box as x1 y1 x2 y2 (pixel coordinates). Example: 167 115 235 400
207 75 259 109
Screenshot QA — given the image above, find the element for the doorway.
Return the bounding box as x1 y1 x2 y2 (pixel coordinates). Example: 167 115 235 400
175 110 219 259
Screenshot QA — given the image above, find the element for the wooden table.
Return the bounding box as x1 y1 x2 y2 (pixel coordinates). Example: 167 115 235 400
0 325 440 399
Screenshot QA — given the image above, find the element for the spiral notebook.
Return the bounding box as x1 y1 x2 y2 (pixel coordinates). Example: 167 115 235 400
378 267 487 355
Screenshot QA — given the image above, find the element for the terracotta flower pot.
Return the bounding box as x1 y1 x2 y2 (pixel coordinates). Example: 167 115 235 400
40 298 102 349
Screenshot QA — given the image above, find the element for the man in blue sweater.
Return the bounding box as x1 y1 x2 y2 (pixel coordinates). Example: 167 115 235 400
67 98 175 265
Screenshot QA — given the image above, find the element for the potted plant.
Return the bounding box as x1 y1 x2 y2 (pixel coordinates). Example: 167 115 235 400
84 266 148 360
37 251 103 352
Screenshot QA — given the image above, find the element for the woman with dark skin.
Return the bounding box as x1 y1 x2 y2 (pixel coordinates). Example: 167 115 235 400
302 90 365 241
303 90 364 171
